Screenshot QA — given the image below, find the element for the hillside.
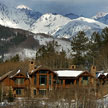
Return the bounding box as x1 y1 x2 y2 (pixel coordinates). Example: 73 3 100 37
0 25 71 61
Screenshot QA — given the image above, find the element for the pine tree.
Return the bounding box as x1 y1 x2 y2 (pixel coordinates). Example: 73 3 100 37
8 88 14 102
71 31 89 66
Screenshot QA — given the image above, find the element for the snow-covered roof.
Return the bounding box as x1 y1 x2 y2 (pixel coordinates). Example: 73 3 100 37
54 70 84 77
97 72 108 78
10 70 21 78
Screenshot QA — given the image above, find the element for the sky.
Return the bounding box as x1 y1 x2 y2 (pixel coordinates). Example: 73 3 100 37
1 0 108 17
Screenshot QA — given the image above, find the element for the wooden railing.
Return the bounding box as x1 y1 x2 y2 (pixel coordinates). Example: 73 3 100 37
13 84 27 88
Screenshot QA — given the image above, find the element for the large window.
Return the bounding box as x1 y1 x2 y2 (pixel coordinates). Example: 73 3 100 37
15 78 24 85
49 75 52 85
16 89 21 95
39 75 47 85
34 74 36 85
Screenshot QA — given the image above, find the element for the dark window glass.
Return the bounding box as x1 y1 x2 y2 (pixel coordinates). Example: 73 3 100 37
34 90 36 95
49 75 52 85
34 74 36 85
39 75 47 85
56 80 59 84
83 77 88 80
61 80 63 85
16 89 21 95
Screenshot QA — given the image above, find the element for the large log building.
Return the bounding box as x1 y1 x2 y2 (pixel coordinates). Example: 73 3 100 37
0 61 96 98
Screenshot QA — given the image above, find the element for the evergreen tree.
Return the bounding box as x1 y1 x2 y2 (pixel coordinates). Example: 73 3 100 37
71 31 89 66
36 40 68 69
8 88 14 102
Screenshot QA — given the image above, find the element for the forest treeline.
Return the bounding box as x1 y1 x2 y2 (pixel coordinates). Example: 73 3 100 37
1 27 108 74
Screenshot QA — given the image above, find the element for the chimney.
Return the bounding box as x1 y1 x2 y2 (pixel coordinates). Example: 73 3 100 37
29 60 35 73
70 65 76 70
91 65 96 77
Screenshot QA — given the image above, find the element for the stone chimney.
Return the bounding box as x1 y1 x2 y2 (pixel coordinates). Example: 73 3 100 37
70 65 76 70
91 65 96 77
29 60 35 73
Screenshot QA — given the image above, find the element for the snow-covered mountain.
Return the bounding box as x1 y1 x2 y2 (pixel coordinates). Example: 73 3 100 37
95 14 108 25
31 13 71 35
92 12 108 20
0 3 41 30
16 5 42 21
65 13 79 19
0 1 107 40
54 17 108 39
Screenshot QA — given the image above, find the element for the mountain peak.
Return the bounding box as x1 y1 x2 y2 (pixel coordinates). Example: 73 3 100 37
16 5 32 10
92 12 108 19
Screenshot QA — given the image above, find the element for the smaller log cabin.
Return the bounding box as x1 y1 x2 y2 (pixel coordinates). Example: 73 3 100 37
0 70 29 97
54 70 94 88
97 72 108 85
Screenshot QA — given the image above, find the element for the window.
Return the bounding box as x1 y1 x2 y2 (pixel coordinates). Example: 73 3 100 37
49 75 52 85
34 74 36 85
39 70 48 74
83 77 88 80
34 89 36 95
65 79 74 85
15 78 24 85
61 80 63 85
39 90 46 95
82 77 88 85
39 75 47 85
56 79 59 84
16 89 21 95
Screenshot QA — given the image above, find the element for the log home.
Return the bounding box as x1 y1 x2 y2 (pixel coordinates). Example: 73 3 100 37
54 70 94 88
0 61 96 98
0 70 29 97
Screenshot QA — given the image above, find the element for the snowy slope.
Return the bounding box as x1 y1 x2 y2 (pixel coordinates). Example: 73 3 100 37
54 17 108 39
4 33 72 60
31 13 71 35
33 34 72 55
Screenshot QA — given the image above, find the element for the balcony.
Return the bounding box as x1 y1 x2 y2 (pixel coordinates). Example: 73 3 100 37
13 84 27 88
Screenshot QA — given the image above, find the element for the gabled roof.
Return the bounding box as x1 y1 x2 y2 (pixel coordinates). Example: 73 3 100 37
9 70 25 78
98 72 108 78
54 70 84 77
29 65 56 75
